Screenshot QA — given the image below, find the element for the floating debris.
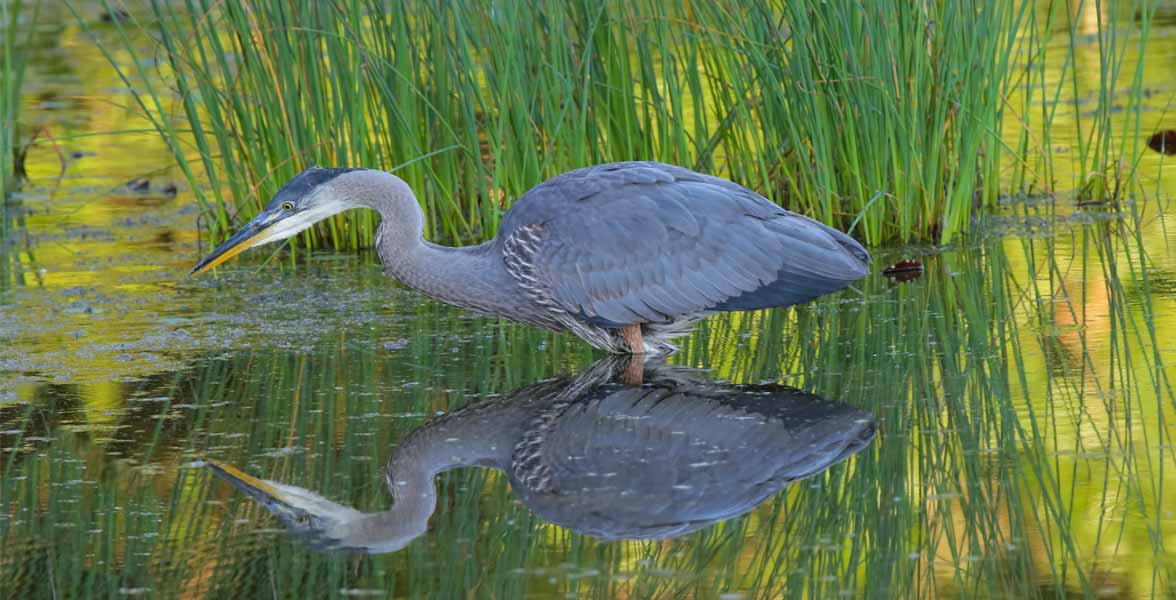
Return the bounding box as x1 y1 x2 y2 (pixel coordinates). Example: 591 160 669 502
100 9 131 24
882 260 924 283
110 177 179 200
1147 130 1176 155
383 338 410 351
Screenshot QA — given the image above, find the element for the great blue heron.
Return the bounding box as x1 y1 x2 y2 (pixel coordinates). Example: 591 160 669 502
205 358 876 553
192 162 870 354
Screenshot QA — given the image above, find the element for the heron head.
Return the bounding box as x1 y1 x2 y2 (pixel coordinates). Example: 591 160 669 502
204 459 369 552
190 167 365 275
204 459 428 553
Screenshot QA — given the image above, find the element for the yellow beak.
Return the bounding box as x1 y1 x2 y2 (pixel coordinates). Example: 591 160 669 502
190 210 279 275
203 458 286 501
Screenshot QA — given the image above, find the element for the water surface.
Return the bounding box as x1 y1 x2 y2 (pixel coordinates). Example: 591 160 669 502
2 5 1176 599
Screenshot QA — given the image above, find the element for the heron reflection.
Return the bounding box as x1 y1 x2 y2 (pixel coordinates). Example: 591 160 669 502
205 358 876 553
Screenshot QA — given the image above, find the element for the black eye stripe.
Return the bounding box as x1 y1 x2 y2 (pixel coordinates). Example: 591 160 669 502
270 167 360 211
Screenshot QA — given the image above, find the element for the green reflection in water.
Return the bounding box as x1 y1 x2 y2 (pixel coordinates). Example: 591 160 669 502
4 213 1176 597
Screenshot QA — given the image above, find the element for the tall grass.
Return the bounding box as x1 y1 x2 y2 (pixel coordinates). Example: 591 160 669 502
84 0 1155 250
1 0 34 195
0 0 35 292
1008 1 1160 202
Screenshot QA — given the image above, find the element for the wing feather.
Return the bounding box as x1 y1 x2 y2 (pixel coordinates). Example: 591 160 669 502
500 162 869 327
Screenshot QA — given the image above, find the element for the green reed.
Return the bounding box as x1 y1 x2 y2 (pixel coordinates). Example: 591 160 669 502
1012 1 1161 202
79 0 1155 249
0 0 34 193
0 0 34 291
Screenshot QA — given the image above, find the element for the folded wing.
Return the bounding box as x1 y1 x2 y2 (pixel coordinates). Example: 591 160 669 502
501 162 869 327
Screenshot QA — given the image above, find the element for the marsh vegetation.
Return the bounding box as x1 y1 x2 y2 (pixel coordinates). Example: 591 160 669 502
88 0 1163 248
1 1 1174 598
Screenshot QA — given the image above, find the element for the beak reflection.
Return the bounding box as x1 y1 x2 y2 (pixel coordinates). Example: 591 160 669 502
203 459 289 506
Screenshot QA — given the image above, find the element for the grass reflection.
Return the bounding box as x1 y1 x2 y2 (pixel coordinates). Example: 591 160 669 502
3 204 1174 597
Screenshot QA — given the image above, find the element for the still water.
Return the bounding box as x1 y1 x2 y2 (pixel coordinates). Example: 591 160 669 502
3 4 1176 599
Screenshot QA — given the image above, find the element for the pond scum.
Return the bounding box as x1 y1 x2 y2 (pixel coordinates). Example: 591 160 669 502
75 0 1159 249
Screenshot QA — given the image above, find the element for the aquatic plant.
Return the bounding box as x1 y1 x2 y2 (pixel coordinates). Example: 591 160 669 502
84 0 1158 250
0 0 35 292
0 0 34 193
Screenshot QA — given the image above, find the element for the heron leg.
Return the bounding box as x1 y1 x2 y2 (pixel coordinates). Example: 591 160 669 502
618 326 647 384
615 352 645 386
620 324 645 355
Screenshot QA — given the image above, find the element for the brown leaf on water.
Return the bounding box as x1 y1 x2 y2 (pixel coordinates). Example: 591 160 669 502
882 260 924 283
1148 130 1176 156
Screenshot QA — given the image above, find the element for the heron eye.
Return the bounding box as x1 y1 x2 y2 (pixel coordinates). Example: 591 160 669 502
281 201 295 211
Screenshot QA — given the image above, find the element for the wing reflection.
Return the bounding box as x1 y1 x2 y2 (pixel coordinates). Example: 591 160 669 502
206 357 876 553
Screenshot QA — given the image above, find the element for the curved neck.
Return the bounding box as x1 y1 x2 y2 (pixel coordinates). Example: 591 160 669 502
333 474 435 553
352 172 516 317
333 401 522 552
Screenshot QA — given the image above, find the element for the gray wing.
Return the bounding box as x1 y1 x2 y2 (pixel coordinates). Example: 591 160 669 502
514 383 876 540
499 162 869 327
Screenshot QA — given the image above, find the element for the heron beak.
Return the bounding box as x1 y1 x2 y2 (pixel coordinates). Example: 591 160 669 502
189 209 282 276
204 458 290 507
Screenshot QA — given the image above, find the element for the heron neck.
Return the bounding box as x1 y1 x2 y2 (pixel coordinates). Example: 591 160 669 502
333 475 436 553
373 209 514 317
336 405 519 551
387 403 519 486
383 237 512 315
